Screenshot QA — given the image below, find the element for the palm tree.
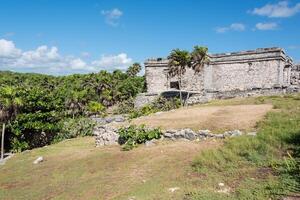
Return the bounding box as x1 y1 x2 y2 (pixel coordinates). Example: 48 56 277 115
126 63 142 77
0 86 23 160
167 49 191 106
190 46 209 73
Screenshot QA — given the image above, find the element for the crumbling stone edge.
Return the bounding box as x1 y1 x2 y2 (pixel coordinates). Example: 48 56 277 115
94 125 256 147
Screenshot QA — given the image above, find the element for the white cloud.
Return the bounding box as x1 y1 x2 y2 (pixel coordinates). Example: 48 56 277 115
0 39 22 58
255 22 278 30
251 1 300 18
101 8 123 27
92 53 132 71
0 39 133 75
216 23 246 33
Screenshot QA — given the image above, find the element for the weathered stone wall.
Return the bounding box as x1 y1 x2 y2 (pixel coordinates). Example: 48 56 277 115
210 60 279 92
145 60 169 93
145 60 205 93
291 64 300 86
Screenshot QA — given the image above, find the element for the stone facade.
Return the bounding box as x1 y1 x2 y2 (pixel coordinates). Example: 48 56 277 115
136 48 298 107
291 64 300 87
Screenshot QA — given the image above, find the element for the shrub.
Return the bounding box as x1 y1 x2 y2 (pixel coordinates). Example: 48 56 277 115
53 117 95 143
128 96 180 119
114 98 135 114
118 125 161 150
86 101 106 117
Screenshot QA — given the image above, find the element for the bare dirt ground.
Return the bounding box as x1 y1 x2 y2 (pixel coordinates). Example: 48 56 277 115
0 137 220 200
131 104 273 132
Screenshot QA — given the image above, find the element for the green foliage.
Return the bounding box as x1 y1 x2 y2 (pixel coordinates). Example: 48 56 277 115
53 117 96 143
118 125 161 151
0 66 145 152
86 101 106 116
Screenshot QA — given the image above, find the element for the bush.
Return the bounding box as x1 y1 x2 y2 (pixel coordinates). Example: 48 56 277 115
86 101 106 117
118 125 161 150
128 96 181 119
53 117 95 143
114 98 135 114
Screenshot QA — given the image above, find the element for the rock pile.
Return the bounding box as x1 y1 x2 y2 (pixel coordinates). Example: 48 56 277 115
163 129 244 140
94 125 119 146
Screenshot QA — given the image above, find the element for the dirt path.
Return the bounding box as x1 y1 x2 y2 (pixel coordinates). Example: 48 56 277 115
0 137 220 200
132 104 273 132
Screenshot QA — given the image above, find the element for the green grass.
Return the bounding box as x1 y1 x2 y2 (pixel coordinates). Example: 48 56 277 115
189 94 300 199
0 94 299 199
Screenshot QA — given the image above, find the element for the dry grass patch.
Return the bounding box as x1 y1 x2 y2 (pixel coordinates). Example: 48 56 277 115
131 104 273 132
0 137 220 200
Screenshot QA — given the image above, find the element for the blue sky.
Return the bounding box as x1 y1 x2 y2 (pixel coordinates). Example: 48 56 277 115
0 0 299 75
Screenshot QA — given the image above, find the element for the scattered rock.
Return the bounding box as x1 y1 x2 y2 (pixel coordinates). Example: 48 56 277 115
218 182 225 187
247 132 257 136
226 130 243 137
145 139 156 147
33 156 43 164
168 187 180 193
217 182 230 194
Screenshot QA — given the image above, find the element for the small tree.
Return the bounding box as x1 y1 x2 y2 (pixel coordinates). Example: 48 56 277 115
167 49 191 106
0 86 23 159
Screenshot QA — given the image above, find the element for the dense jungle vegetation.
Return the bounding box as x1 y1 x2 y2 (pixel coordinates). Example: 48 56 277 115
0 63 145 152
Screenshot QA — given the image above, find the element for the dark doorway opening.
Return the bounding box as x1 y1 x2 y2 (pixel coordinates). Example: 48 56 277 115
170 81 179 90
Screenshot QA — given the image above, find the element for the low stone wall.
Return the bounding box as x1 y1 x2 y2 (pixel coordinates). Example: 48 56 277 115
93 125 255 147
134 86 297 108
184 87 291 105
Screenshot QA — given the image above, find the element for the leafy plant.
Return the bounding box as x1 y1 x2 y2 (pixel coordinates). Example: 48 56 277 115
118 125 161 150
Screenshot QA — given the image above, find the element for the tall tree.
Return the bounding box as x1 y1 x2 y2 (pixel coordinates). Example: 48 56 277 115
167 49 191 106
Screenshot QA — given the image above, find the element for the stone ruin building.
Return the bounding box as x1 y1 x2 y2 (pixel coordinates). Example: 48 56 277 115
135 47 300 108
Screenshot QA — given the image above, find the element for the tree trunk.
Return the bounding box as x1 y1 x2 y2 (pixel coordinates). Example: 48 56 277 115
1 123 5 160
178 75 183 107
185 92 190 107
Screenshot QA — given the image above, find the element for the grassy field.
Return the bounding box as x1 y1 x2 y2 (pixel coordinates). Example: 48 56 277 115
0 94 300 199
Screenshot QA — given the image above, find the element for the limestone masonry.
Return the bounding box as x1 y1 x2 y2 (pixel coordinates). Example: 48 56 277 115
135 47 300 107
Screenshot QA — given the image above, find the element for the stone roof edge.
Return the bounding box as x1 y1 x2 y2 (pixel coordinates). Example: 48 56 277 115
144 47 290 65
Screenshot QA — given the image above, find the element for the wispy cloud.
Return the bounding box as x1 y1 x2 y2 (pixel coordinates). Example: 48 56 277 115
0 39 133 75
216 23 246 33
250 1 300 18
3 32 15 38
255 22 278 30
101 8 123 27
288 45 300 50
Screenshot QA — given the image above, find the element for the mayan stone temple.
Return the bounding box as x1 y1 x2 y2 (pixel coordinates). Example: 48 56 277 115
135 47 300 107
